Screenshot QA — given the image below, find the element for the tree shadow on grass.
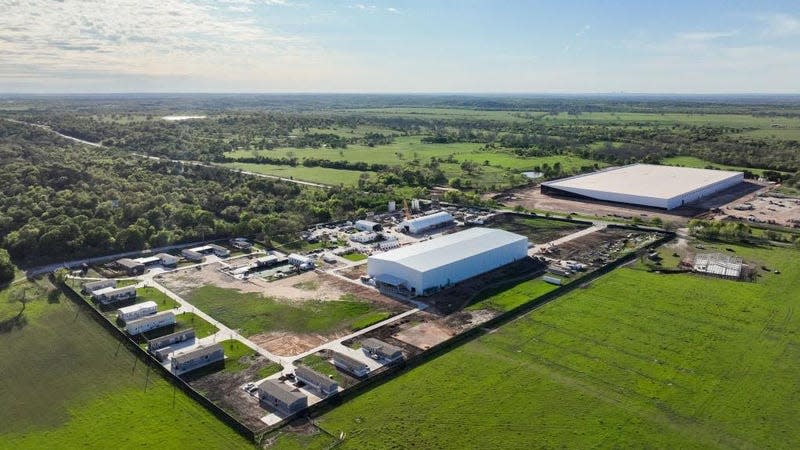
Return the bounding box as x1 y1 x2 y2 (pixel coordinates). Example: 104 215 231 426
0 311 28 334
48 289 62 304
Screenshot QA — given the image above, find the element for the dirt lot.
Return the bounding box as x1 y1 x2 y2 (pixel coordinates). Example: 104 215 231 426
543 228 662 267
715 193 800 228
250 330 352 357
392 321 454 350
184 354 276 432
157 262 264 296
498 181 764 225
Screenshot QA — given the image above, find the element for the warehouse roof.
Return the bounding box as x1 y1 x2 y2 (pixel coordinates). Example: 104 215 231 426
400 211 454 230
542 164 742 200
369 227 527 273
258 380 306 405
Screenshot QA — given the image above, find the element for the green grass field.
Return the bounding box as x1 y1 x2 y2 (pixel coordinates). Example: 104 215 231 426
186 285 394 337
341 252 367 262
174 312 218 338
466 277 558 312
136 286 180 310
220 162 370 186
662 156 778 176
296 242 800 449
0 280 252 449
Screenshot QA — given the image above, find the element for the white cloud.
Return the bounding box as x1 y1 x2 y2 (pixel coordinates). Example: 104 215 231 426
387 7 399 13
575 24 590 38
0 0 321 90
675 30 737 42
759 13 800 38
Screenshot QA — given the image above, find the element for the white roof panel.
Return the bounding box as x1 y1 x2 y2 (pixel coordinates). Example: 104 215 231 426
369 227 527 273
542 164 742 200
117 301 158 314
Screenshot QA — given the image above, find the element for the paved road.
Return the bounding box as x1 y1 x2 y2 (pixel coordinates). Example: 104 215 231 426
3 118 329 189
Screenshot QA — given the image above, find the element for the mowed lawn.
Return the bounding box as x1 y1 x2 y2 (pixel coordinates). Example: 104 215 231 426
0 280 252 449
219 162 370 186
305 243 800 449
186 285 393 336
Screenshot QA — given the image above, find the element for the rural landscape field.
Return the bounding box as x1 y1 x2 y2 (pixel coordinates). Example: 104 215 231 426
3 1 800 449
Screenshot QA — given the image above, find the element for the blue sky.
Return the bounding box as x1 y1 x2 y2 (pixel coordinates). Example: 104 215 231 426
1 0 799 93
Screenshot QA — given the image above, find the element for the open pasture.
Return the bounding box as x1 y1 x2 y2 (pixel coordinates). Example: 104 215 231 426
304 242 800 449
0 279 251 449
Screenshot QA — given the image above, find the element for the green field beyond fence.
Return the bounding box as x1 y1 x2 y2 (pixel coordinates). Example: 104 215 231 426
298 242 800 449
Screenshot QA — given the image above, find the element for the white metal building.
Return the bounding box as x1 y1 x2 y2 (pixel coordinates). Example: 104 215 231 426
541 164 744 210
288 253 314 270
398 211 454 234
117 301 158 323
355 220 382 232
368 227 528 296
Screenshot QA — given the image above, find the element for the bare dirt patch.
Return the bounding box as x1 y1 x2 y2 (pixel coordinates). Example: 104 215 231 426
157 262 264 297
714 193 800 228
393 321 453 350
249 331 349 357
498 181 764 225
184 355 275 432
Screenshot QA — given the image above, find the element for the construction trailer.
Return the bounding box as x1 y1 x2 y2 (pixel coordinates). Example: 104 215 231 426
361 338 404 363
170 343 225 375
331 351 370 378
116 301 158 323
125 311 175 335
258 380 308 414
92 286 137 306
148 328 196 361
181 249 205 262
115 258 145 276
288 253 315 270
294 365 339 397
81 279 116 294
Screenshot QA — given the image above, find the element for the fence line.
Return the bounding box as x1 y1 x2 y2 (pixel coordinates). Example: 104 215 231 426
55 276 258 442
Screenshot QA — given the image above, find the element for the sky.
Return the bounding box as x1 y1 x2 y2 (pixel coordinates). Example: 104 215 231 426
1 0 800 93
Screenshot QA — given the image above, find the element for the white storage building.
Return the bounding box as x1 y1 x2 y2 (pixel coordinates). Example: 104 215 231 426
355 220 382 232
541 164 744 210
368 227 528 296
398 211 454 234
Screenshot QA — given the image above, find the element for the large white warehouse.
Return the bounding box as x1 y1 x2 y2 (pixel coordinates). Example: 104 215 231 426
368 227 528 297
541 164 743 210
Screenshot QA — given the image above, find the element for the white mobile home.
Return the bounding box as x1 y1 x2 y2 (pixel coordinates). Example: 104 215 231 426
125 311 175 335
116 301 158 323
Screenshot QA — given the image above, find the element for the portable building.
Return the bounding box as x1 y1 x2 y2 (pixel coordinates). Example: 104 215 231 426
92 286 137 305
81 279 116 294
361 338 404 362
294 366 339 397
170 343 224 375
116 301 158 323
116 258 145 275
125 311 175 335
331 351 370 378
258 380 307 414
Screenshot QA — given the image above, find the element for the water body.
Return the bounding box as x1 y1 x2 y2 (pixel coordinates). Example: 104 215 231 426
162 115 207 121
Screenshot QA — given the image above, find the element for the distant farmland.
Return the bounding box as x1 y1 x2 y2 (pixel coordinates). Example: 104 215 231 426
0 279 251 449
300 242 800 449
